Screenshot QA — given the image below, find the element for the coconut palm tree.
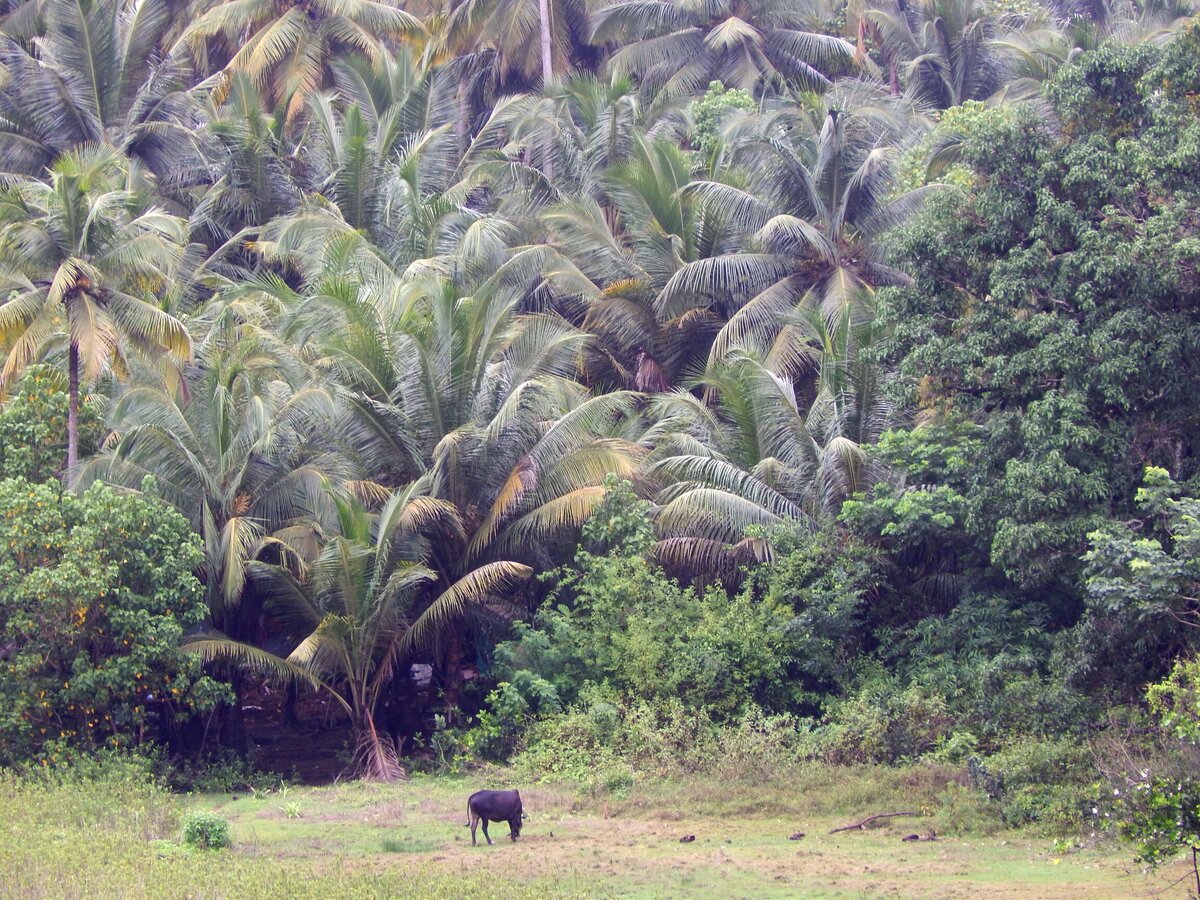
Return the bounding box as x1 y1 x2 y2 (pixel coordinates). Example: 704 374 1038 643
445 0 595 93
592 0 856 103
190 489 532 780
654 81 930 376
647 309 892 576
0 145 189 477
243 216 646 702
78 307 355 751
858 0 1006 108
190 70 307 256
538 131 733 389
0 0 204 181
80 312 350 626
177 0 423 123
300 50 470 264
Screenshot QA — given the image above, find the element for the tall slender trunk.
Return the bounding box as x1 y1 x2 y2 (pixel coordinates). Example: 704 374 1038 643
221 669 248 757
538 0 553 90
67 342 79 485
443 628 465 715
456 81 470 157
538 0 555 182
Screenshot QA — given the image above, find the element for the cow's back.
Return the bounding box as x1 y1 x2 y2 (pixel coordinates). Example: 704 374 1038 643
468 789 521 819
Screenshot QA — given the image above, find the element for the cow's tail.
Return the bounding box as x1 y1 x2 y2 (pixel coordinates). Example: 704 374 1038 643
464 798 471 827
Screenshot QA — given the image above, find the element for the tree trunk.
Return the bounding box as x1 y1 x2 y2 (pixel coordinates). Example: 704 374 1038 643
220 669 249 757
67 342 79 485
456 81 470 157
351 706 405 782
538 0 555 182
538 0 553 90
283 681 301 729
442 628 465 717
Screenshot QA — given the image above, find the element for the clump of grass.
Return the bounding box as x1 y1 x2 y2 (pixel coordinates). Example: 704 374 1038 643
381 835 440 853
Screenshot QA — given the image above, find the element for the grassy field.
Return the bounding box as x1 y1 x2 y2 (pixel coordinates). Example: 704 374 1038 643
0 765 1190 899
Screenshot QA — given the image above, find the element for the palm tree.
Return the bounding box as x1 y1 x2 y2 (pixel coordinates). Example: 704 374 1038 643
859 0 1006 108
190 70 307 258
654 81 929 376
647 310 892 576
190 489 532 780
301 49 468 263
990 0 1197 98
245 216 646 703
80 312 350 627
79 307 354 751
538 131 732 389
445 0 595 92
0 145 189 477
592 0 856 102
177 0 423 123
0 0 204 180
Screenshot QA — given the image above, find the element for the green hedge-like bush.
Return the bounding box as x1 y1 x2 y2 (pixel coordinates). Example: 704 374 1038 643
181 811 231 850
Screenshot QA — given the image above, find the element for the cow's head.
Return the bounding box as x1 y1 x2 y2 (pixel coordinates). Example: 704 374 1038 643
511 814 524 839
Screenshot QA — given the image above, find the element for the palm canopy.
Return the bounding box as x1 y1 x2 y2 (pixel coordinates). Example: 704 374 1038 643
593 0 856 102
300 50 468 264
0 0 203 180
178 0 423 122
79 314 352 625
647 311 891 577
536 131 736 388
445 0 593 90
230 210 646 697
654 81 930 375
0 145 189 473
189 71 307 259
261 215 648 560
859 0 1007 108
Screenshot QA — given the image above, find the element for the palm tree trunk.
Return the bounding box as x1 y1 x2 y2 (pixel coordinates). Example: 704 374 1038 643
538 0 555 182
538 0 553 89
352 706 405 781
67 343 79 485
457 83 470 156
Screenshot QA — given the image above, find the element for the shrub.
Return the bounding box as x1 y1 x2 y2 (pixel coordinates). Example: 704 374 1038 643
489 478 796 737
0 366 102 483
181 811 231 850
0 477 229 765
934 783 1003 836
688 81 756 157
821 679 954 764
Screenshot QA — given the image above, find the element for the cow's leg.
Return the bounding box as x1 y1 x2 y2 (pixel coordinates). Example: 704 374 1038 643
509 819 518 841
470 812 479 846
482 818 493 845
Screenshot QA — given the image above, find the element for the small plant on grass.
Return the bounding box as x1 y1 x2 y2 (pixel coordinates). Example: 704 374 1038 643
280 800 303 819
181 811 231 850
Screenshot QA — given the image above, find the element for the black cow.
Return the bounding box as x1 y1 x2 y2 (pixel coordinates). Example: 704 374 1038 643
465 789 524 846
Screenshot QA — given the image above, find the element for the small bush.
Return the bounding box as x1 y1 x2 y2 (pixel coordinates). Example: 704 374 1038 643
934 783 1003 836
181 811 231 850
984 736 1098 833
711 707 810 781
822 679 954 764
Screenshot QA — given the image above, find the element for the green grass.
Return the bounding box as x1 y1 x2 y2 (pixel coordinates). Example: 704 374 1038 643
0 764 1190 899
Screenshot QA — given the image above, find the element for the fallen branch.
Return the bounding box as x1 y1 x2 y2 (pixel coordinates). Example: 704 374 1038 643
830 811 919 834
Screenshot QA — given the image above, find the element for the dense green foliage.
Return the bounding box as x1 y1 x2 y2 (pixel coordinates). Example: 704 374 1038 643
0 0 1195 867
0 478 225 765
0 367 100 482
